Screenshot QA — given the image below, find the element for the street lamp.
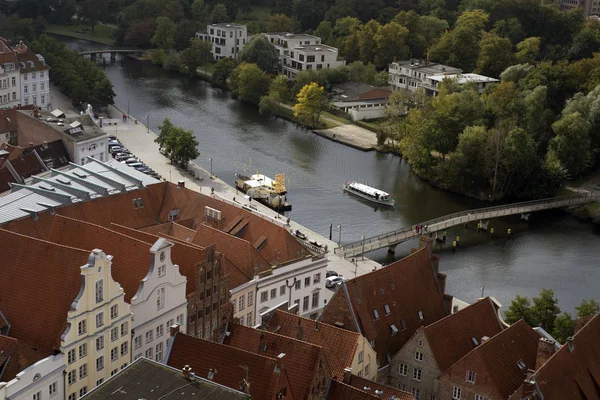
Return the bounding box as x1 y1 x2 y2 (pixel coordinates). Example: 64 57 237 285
338 225 342 246
361 235 365 261
286 277 297 312
146 114 149 133
209 158 213 177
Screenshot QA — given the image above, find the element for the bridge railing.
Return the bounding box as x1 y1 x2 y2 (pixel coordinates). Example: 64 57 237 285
335 192 599 255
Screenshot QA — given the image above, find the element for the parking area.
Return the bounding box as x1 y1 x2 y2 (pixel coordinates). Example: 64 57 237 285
107 136 162 180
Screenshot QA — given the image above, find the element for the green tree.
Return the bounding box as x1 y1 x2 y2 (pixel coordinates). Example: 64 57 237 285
374 22 409 69
164 126 200 166
212 57 236 87
151 49 167 65
230 62 270 104
293 82 326 127
267 13 294 32
259 75 289 115
152 16 176 50
420 15 449 50
124 18 158 48
530 289 561 333
552 312 575 344
90 79 116 108
156 118 175 152
504 294 533 325
476 32 515 78
548 112 592 177
174 19 201 52
315 21 333 44
191 0 209 25
180 39 213 76
515 37 541 65
78 0 107 33
357 20 381 64
239 34 279 74
209 3 229 23
575 299 600 317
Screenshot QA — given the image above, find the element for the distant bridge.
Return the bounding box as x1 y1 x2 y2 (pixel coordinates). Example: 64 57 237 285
78 48 144 59
335 193 600 259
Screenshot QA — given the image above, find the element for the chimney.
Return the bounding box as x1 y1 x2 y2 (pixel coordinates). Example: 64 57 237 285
170 324 180 337
314 319 319 331
566 336 575 352
535 337 556 369
430 254 440 273
343 367 352 384
375 389 384 398
182 365 192 377
177 180 185 188
437 272 447 294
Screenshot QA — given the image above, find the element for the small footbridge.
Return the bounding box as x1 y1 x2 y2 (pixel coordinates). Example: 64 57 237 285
78 48 143 61
335 193 600 259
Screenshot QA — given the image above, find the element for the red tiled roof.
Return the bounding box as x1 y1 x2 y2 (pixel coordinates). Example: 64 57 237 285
167 332 284 400
15 45 49 73
8 151 46 179
0 167 17 192
0 229 90 353
530 314 600 400
440 320 540 399
322 247 448 367
224 323 330 400
326 380 382 400
423 297 505 371
0 335 46 381
264 310 359 381
344 374 414 400
0 109 18 134
141 221 196 242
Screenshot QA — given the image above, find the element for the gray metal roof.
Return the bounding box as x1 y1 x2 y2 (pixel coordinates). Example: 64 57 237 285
0 156 159 224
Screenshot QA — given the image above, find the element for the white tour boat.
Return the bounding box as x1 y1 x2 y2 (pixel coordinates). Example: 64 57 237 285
343 181 395 207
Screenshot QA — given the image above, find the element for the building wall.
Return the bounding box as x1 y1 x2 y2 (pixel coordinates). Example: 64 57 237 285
20 70 49 109
61 250 133 400
231 281 257 327
197 24 248 60
0 355 65 400
282 48 344 79
75 137 109 165
389 329 439 400
318 285 361 334
0 64 20 109
255 256 328 324
438 353 499 400
351 335 378 381
348 106 386 121
130 239 188 364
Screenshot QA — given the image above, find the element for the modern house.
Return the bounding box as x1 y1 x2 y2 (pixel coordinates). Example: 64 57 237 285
423 73 499 96
388 60 461 93
265 32 345 79
195 23 248 60
331 82 392 121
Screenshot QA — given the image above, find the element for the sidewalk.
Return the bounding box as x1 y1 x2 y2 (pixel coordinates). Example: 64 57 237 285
101 105 380 297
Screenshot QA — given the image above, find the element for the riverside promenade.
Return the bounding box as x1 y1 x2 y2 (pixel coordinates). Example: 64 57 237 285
99 104 381 298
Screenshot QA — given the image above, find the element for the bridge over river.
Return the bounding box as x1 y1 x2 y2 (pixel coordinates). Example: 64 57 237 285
335 193 600 259
78 48 144 60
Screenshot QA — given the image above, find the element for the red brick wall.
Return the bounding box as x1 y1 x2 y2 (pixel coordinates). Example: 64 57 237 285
319 286 360 334
438 355 500 400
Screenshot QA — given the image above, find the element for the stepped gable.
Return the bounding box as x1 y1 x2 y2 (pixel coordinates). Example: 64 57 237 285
321 247 448 367
263 309 360 381
529 315 600 400
166 332 285 400
0 335 46 382
423 297 505 371
0 229 90 353
223 322 331 400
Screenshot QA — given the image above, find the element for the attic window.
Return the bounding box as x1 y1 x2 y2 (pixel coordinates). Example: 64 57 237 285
384 304 391 315
418 311 424 321
471 337 479 346
132 199 139 209
516 360 526 371
400 319 407 330
373 309 379 320
137 197 144 208
390 324 399 335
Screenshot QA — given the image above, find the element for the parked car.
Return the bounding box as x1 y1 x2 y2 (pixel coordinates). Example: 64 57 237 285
127 162 144 168
325 276 345 288
108 135 117 140
114 152 132 159
109 146 125 154
121 158 140 164
45 117 58 123
326 270 339 278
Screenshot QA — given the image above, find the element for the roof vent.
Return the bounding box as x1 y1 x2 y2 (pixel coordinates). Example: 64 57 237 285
363 386 371 391
182 365 192 377
73 171 87 178
375 389 384 396
481 336 490 343
56 177 70 185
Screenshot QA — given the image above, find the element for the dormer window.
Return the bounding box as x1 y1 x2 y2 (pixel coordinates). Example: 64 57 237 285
466 370 476 383
471 337 479 346
418 311 424 320
390 324 399 335
384 304 391 315
158 264 166 277
373 309 379 320
516 360 526 371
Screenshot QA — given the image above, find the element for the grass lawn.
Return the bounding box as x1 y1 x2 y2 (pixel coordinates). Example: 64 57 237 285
45 24 115 46
322 111 350 125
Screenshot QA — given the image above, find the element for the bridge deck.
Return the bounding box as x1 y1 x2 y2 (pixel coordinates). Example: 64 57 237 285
335 193 599 258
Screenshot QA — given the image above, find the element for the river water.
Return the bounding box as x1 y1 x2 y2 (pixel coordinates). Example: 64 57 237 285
61 38 600 312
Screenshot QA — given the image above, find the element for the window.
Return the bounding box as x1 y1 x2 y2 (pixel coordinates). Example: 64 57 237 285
145 347 153 359
33 391 41 400
411 388 421 400
303 296 309 311
111 368 118 376
146 330 153 343
280 285 286 296
452 386 461 399
49 382 57 397
307 55 315 62
121 322 128 337
299 54 304 61
415 351 423 361
313 273 321 283
413 367 422 381
111 327 119 342
96 378 104 387
475 395 484 400
358 351 363 364
67 370 76 385
79 363 88 379
417 339 423 347
373 309 379 320
134 335 142 349
398 364 408 376
95 280 104 303
79 343 87 359
155 342 164 362
269 288 277 299
111 347 118 362
156 324 164 338
96 312 104 328
41 82 45 90
79 387 87 398
32 72 36 79
158 264 166 277
384 304 391 315
466 370 476 383
11 77 15 86
247 291 253 306
68 395 75 400
78 320 87 336
41 71 44 78
94 341 107 360
239 294 246 311
32 83 36 92
121 342 128 356
305 277 310 287
68 349 76 364
12 92 16 101
364 363 369 376
110 304 118 319
295 280 301 290
312 291 320 308
246 312 252 326
24 74 27 81
260 291 268 302
177 314 184 325
390 324 399 335
96 356 104 371
157 287 165 310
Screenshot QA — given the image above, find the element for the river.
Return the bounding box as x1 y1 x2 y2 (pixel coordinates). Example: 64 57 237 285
61 37 600 313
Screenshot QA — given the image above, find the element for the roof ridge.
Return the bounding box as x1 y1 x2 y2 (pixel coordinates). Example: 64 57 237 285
350 246 429 284
333 380 379 398
113 223 206 252
157 231 205 251
423 297 493 333
275 309 361 337
222 254 253 281
54 215 153 246
235 323 325 350
0 228 91 255
197 223 271 267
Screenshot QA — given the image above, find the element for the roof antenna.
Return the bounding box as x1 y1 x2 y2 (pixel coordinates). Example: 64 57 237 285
481 285 485 298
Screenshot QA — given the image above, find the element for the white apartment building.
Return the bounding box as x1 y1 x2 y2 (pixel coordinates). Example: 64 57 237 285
0 354 65 400
255 255 328 325
130 239 188 364
266 33 345 79
0 38 20 109
15 41 50 109
195 23 247 60
231 279 257 328
424 73 499 95
388 59 462 94
61 249 133 400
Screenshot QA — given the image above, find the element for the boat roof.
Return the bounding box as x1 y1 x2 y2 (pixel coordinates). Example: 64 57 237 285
251 174 275 185
348 182 390 197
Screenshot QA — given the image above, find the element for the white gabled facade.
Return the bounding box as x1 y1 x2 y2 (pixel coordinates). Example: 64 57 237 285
255 255 328 325
130 239 187 364
195 23 248 60
61 249 133 400
231 280 257 328
0 354 64 400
